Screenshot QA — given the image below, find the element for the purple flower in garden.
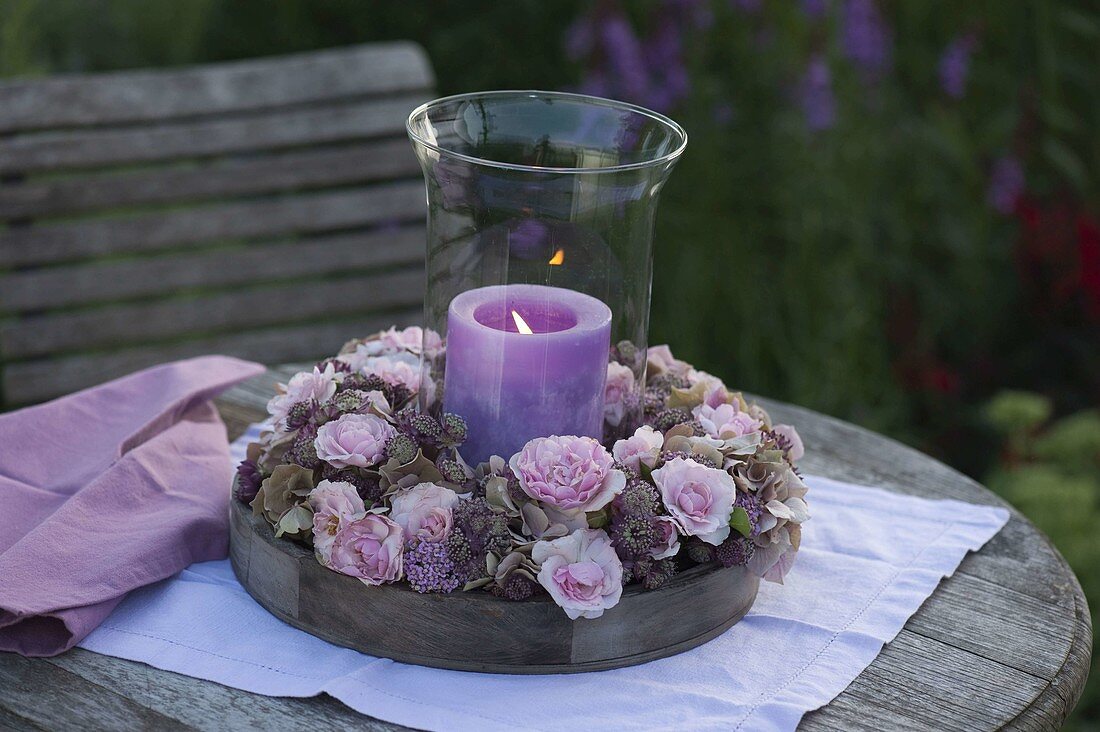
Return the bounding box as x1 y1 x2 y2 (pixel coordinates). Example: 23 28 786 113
801 0 829 19
599 14 650 101
798 55 837 131
987 156 1025 215
841 0 891 78
938 33 977 99
566 7 692 113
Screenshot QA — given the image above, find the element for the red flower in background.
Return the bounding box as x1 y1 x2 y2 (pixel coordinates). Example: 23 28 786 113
1077 213 1100 321
1013 194 1099 323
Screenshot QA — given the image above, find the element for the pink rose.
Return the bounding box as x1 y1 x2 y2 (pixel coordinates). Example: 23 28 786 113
650 516 682 559
772 423 805 461
328 513 404 585
612 425 664 474
266 364 340 428
389 482 459 543
509 435 626 515
603 363 636 427
314 413 395 469
688 370 731 408
378 326 443 356
693 403 763 440
647 344 691 377
369 353 437 406
308 480 366 564
532 529 624 619
652 457 737 545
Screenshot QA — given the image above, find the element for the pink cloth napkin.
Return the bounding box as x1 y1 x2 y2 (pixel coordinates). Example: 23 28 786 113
0 355 264 656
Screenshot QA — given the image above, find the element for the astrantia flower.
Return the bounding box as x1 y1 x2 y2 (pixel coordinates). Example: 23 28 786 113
612 425 664 474
267 364 340 429
715 535 755 568
328 513 404 586
235 459 263 503
652 457 737 545
509 435 626 515
693 403 763 440
533 529 624 619
604 362 636 427
314 413 395 469
308 480 366 565
772 423 806 461
389 482 459 544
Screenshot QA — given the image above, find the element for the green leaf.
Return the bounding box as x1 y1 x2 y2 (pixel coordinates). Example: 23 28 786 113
729 506 752 537
587 508 610 529
639 462 654 482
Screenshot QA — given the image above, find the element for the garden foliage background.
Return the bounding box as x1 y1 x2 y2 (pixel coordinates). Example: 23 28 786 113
2 0 1098 723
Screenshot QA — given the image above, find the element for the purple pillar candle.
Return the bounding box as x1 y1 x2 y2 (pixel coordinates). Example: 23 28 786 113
443 284 612 465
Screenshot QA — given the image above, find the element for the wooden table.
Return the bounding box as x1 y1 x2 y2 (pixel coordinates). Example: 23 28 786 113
0 367 1090 730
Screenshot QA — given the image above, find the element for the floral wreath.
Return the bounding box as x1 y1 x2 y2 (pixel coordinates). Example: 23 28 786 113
235 326 810 620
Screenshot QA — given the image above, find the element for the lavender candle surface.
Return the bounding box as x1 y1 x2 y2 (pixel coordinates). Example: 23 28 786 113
443 284 612 465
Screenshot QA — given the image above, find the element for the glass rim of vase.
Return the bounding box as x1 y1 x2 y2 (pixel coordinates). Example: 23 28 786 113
406 89 688 175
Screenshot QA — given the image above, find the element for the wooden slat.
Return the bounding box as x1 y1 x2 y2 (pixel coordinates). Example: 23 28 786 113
0 139 419 219
0 95 426 176
0 227 424 312
0 181 425 267
0 43 433 134
2 309 422 405
0 268 425 358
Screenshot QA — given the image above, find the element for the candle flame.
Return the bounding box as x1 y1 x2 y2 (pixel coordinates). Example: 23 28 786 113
511 310 534 335
548 249 565 265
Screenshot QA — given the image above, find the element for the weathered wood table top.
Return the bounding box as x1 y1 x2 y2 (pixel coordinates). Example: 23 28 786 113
0 366 1090 730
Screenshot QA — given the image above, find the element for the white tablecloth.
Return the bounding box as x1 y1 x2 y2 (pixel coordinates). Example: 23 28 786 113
79 425 1008 731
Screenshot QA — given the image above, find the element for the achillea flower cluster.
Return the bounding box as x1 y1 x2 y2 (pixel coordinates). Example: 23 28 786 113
404 540 464 594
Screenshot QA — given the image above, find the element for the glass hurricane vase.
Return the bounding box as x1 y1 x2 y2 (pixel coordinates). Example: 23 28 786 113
406 90 686 465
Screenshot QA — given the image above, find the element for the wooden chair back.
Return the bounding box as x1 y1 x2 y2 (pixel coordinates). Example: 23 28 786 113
0 43 434 405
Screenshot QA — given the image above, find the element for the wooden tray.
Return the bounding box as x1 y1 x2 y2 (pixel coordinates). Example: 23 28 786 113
229 499 760 674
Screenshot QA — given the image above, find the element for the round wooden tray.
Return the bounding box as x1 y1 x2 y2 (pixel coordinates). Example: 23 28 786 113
229 498 760 674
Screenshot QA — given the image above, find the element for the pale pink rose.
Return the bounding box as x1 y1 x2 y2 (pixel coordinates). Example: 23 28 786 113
337 342 384 370
308 480 366 565
377 326 444 356
389 482 459 543
532 529 624 620
651 516 682 559
314 413 395 469
693 403 763 440
652 457 737 545
328 513 404 585
612 425 664 474
772 423 805 461
367 353 437 406
647 344 691 377
266 364 340 428
684 369 732 408
603 362 636 427
509 435 626 514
